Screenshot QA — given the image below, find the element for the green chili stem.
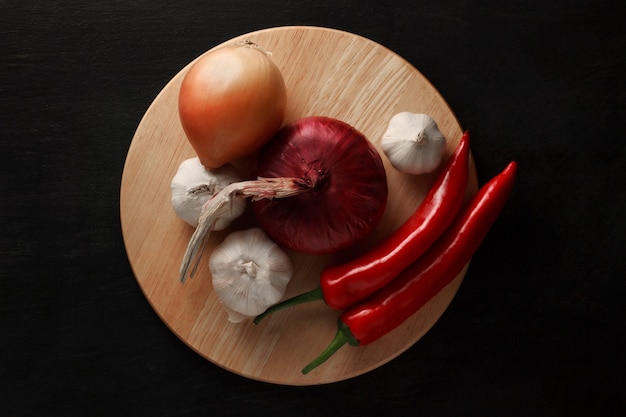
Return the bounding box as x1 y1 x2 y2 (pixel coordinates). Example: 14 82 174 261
253 287 324 324
302 328 349 374
301 319 360 374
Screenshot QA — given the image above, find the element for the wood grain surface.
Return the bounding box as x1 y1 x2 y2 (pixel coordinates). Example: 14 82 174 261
120 26 478 385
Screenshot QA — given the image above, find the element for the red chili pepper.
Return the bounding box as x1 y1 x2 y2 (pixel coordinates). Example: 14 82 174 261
254 132 471 324
301 161 517 374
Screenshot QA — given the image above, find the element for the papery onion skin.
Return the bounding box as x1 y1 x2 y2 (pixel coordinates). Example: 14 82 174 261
178 41 287 169
251 116 388 255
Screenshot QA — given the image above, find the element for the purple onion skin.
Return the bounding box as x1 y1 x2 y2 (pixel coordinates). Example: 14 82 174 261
251 116 388 255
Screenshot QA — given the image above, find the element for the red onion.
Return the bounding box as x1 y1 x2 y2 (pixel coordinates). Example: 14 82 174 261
251 116 388 255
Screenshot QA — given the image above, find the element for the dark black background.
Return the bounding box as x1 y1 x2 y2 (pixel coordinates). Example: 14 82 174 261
2 1 625 416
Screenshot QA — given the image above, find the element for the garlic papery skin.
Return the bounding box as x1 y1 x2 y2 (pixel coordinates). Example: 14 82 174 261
170 157 246 229
381 112 447 175
209 228 293 323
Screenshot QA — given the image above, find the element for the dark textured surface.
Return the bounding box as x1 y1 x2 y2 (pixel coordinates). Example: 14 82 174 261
1 1 625 416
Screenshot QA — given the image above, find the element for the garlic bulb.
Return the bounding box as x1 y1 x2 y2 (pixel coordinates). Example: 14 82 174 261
170 157 246 229
209 228 293 323
381 112 447 175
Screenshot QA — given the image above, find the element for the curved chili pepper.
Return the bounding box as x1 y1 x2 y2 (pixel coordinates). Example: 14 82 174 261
254 132 471 324
302 161 517 374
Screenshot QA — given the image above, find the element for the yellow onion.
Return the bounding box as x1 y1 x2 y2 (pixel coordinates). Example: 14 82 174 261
178 40 287 169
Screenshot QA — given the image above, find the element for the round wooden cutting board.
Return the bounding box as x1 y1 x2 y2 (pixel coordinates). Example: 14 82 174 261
120 26 478 385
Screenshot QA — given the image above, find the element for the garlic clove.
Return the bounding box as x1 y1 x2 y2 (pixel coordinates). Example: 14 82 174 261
170 157 245 228
209 227 293 322
381 112 447 175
